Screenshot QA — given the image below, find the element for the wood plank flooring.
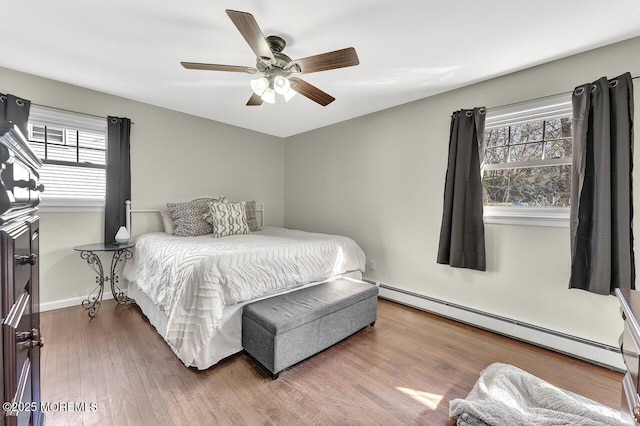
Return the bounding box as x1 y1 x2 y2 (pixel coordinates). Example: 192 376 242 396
40 299 622 425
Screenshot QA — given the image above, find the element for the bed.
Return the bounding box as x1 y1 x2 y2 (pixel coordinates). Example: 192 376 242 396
122 224 366 370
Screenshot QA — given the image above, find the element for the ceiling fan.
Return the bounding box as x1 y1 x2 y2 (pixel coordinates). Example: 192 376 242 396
181 9 360 107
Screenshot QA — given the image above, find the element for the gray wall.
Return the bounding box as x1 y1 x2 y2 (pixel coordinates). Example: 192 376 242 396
3 35 639 351
283 36 640 349
0 66 285 305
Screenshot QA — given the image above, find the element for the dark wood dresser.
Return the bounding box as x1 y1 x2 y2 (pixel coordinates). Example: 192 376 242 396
616 288 640 425
0 125 44 426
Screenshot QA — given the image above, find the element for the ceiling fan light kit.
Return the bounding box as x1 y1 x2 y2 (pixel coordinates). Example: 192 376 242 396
261 87 276 104
250 77 269 96
273 75 291 94
250 74 297 103
283 88 297 102
181 9 360 107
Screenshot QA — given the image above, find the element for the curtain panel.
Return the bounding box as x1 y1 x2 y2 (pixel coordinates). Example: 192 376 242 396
0 93 31 136
105 116 132 243
437 107 487 271
569 72 635 294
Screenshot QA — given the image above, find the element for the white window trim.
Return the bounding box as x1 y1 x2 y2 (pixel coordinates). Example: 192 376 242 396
484 94 573 130
38 196 105 213
482 93 572 228
483 206 569 228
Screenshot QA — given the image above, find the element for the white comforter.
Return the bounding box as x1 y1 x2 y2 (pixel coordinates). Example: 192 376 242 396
123 226 366 366
449 363 620 425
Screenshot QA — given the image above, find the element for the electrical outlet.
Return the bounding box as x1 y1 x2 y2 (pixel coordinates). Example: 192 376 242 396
369 260 376 271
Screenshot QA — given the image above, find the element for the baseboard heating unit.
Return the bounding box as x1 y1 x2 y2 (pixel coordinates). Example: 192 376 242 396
375 283 623 372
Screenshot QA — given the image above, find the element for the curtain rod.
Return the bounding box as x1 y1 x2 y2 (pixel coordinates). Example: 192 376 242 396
485 74 639 113
31 102 135 124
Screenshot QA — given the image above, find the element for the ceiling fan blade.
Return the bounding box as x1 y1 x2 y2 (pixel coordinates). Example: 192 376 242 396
246 93 263 106
292 47 359 74
225 9 275 64
181 62 257 74
289 77 335 106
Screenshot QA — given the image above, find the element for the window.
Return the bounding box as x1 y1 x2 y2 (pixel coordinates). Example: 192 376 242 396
27 106 107 212
482 94 573 227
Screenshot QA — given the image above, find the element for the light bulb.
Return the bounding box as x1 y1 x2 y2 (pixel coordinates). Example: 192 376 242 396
250 77 269 96
273 75 291 95
261 88 276 104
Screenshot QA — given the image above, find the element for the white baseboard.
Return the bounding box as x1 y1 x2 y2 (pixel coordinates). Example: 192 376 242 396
377 284 624 371
40 281 623 370
40 290 119 312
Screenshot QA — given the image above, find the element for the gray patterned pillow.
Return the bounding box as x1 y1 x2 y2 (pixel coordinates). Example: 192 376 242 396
209 201 251 238
167 198 217 237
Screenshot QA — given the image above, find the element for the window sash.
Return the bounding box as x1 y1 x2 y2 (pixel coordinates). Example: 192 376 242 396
42 159 105 169
30 141 106 167
483 157 572 171
481 94 573 227
27 106 107 211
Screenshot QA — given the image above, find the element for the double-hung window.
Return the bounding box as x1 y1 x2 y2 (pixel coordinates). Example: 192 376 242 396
27 106 106 212
482 94 573 227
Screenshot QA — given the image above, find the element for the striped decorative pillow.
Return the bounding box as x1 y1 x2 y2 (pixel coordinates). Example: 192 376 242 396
203 198 260 232
209 201 251 238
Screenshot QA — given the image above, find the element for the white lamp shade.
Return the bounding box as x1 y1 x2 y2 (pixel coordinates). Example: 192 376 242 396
273 75 291 94
283 87 297 102
250 77 269 96
261 88 276 104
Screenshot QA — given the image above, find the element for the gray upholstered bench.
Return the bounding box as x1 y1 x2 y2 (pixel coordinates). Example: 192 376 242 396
242 278 378 379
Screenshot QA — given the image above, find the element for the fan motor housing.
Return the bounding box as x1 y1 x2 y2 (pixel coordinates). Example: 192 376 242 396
256 36 297 75
266 35 286 53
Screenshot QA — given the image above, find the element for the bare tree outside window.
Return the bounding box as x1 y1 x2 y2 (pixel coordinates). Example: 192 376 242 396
482 116 572 207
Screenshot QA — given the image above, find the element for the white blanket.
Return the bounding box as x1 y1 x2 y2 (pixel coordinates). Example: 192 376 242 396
123 226 366 366
449 363 620 425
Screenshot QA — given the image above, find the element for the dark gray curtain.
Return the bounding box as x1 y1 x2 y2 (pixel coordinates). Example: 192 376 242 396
105 116 131 243
570 72 635 294
437 107 487 271
0 93 6 125
0 93 31 136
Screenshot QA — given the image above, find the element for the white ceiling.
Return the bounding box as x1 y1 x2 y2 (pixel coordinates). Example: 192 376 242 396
2 1 640 138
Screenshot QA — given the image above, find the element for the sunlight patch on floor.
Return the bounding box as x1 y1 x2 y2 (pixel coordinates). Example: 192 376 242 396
396 387 443 410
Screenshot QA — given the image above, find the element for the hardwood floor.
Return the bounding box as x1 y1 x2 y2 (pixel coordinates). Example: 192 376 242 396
40 298 622 425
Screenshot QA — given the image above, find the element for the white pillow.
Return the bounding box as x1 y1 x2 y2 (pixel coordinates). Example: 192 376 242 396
209 201 250 238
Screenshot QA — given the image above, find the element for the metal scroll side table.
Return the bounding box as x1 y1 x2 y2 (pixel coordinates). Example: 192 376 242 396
73 242 136 318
